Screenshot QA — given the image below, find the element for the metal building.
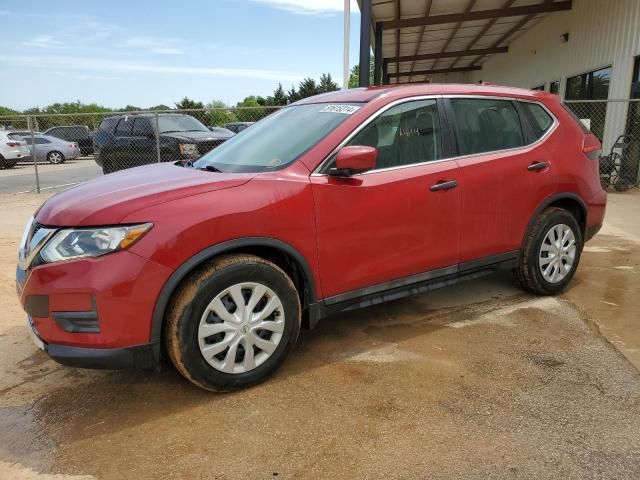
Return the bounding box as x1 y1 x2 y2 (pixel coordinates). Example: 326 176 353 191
358 0 640 185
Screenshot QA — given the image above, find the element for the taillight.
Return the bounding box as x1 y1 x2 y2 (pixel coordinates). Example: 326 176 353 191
6 141 20 147
582 133 601 160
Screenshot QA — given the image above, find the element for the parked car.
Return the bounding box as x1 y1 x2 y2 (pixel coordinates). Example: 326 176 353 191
94 114 233 174
21 134 81 164
43 125 93 156
17 84 606 392
224 122 254 133
0 131 30 168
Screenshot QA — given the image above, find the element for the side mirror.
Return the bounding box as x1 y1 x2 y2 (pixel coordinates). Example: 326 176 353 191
330 145 377 176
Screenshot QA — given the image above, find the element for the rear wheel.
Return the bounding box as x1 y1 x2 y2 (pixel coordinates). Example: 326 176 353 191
514 208 583 295
47 151 64 164
165 254 301 391
0 155 17 169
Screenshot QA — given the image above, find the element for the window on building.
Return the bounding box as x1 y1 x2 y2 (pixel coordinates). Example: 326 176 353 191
549 81 560 95
566 66 611 100
449 98 524 156
565 66 611 140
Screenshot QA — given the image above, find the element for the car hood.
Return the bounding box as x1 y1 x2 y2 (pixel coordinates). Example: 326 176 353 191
163 130 233 141
36 163 255 226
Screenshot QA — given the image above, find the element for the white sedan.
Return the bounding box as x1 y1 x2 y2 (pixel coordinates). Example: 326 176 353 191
0 131 30 169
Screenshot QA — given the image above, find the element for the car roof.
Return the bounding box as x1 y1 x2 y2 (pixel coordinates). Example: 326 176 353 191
295 83 553 105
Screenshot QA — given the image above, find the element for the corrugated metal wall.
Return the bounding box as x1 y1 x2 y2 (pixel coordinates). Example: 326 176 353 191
466 0 640 150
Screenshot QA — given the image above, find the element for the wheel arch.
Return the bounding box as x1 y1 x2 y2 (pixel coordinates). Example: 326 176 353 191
523 193 587 247
150 237 319 344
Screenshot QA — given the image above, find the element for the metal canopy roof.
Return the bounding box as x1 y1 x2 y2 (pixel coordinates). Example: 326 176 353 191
360 0 572 84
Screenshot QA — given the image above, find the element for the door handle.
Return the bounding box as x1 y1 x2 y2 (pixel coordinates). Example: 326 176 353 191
527 161 548 171
430 180 458 192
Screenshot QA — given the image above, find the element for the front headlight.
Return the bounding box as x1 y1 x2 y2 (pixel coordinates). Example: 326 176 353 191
39 223 153 264
179 143 199 156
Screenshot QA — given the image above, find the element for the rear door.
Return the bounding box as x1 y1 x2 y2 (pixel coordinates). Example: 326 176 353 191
445 96 555 263
311 98 461 301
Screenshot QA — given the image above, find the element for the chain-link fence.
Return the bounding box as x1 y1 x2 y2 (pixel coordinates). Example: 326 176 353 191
0 107 282 194
564 99 640 191
2 100 640 194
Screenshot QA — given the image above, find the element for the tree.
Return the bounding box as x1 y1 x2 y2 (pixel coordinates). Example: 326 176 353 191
0 106 19 116
207 100 237 127
286 85 300 104
149 104 172 111
298 78 318 99
235 96 265 122
318 73 339 93
266 83 288 106
175 97 204 110
348 58 375 88
120 104 142 112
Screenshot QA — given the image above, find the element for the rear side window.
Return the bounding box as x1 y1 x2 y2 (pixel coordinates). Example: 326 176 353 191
100 117 119 134
132 118 153 136
115 118 133 137
521 102 554 139
450 98 524 155
348 99 442 169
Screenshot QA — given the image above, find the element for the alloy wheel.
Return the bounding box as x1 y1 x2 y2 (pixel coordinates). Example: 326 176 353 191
48 152 63 164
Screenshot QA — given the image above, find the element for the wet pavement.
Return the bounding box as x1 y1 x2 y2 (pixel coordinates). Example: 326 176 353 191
1 192 639 479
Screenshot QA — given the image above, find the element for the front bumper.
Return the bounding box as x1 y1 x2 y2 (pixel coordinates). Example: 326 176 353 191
26 315 159 369
17 249 173 362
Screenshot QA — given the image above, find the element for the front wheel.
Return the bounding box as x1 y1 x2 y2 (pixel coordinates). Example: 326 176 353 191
514 207 583 295
165 254 301 391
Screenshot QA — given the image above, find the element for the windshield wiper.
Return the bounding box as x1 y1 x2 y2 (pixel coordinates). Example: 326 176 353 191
199 165 223 173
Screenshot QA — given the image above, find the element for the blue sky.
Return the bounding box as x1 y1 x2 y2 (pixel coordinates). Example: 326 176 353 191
0 0 362 110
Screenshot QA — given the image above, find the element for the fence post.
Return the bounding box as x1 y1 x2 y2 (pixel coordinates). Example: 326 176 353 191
155 111 161 163
27 115 41 194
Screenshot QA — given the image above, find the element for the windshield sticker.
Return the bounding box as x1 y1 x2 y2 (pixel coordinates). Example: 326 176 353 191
319 104 360 115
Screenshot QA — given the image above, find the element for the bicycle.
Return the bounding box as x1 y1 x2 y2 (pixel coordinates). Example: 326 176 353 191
599 134 639 191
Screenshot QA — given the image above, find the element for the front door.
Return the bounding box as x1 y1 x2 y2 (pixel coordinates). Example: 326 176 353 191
310 98 460 300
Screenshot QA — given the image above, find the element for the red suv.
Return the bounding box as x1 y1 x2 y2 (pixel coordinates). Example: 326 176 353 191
16 85 606 391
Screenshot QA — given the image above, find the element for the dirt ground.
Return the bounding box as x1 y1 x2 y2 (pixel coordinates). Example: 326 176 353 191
1 191 639 479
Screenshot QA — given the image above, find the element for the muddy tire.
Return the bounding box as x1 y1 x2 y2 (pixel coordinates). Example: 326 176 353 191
165 254 301 391
514 207 583 295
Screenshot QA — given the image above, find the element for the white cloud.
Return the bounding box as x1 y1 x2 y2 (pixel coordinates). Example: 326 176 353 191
247 0 358 15
21 35 64 48
0 54 305 82
151 47 184 55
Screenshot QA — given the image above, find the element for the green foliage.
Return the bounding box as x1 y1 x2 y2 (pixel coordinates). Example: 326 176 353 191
318 73 339 93
0 106 19 116
175 97 205 110
348 59 375 88
207 100 238 127
235 96 266 122
266 83 288 106
298 78 318 99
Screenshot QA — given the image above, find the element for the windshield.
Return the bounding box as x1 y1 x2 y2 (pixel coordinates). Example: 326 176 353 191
193 103 361 173
158 115 209 133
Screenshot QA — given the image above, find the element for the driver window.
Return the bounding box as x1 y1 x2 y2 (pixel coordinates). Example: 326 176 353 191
347 99 442 169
